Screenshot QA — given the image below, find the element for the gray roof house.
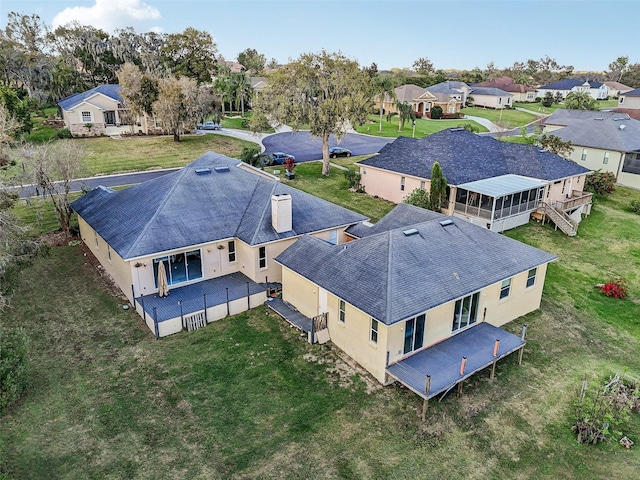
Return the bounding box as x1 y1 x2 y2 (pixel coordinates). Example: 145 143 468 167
275 204 557 397
72 153 367 337
543 109 640 188
358 129 593 235
468 86 513 109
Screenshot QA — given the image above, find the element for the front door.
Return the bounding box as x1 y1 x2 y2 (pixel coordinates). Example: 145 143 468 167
104 111 116 125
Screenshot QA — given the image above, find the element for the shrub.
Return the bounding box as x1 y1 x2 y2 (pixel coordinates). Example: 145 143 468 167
344 170 361 190
430 106 443 120
585 170 616 195
56 128 72 139
598 279 627 299
459 123 479 133
404 188 431 210
0 328 30 415
631 199 640 213
541 91 554 108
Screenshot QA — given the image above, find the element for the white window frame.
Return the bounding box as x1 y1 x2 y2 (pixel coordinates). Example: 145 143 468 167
329 229 338 245
526 268 537 288
338 300 345 323
370 318 378 344
603 151 609 165
228 241 236 263
452 291 480 333
400 176 405 191
500 278 512 299
258 246 267 270
81 111 93 123
94 230 99 247
581 149 587 162
107 245 111 262
403 314 426 354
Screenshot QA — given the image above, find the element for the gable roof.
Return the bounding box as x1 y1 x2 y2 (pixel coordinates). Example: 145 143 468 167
426 81 469 95
71 154 367 259
346 203 446 238
604 81 633 92
476 77 535 93
543 109 640 152
58 84 121 110
358 129 591 185
538 79 603 90
394 84 428 102
470 86 512 97
621 87 640 97
276 217 556 325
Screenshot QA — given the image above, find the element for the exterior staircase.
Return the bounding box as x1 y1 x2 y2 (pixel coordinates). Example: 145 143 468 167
539 202 578 236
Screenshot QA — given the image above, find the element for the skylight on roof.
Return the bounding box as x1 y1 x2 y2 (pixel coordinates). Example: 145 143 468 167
214 165 230 172
439 219 454 227
194 168 211 175
402 228 418 236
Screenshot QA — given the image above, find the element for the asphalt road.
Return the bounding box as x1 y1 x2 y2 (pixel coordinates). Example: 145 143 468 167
11 168 180 198
262 131 394 162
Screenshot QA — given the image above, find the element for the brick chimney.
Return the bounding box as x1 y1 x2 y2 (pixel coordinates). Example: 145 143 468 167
271 194 292 233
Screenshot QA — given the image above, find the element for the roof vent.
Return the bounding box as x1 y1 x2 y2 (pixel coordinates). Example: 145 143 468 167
538 148 547 153
194 168 211 175
214 165 230 172
619 124 626 131
450 127 465 132
594 117 604 121
439 219 454 227
402 228 418 236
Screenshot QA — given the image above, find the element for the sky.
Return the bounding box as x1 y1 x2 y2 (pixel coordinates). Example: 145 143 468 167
1 0 639 72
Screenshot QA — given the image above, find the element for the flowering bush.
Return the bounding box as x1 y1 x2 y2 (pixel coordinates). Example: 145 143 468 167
599 280 627 299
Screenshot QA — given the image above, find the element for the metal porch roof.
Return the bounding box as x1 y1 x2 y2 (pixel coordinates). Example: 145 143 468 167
457 174 547 198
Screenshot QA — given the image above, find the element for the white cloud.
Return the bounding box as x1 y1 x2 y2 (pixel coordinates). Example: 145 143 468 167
52 0 161 32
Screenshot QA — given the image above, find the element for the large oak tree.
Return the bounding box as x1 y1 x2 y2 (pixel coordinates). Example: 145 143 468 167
252 50 372 175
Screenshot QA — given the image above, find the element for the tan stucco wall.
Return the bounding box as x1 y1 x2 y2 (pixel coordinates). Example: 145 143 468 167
280 259 551 385
618 171 640 189
564 146 624 178
360 165 427 204
472 94 512 109
78 217 134 302
544 174 588 204
619 96 640 109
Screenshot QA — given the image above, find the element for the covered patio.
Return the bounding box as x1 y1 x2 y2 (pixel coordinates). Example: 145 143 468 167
134 272 267 337
453 174 546 232
386 322 526 402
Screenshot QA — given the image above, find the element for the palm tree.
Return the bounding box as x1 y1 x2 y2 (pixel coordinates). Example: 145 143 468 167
231 72 252 117
397 101 415 132
374 76 397 132
564 91 597 110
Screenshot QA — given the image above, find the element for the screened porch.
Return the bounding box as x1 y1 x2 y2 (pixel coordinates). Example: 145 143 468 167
453 175 546 230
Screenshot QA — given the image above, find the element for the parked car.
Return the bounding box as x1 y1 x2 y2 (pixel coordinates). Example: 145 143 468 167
329 147 352 158
269 152 296 165
196 121 222 130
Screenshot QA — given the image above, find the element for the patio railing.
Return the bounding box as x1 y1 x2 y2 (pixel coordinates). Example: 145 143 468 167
554 190 593 212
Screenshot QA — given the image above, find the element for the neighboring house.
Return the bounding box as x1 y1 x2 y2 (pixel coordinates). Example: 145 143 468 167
376 82 467 118
476 76 536 102
604 81 633 98
468 86 513 109
426 81 472 106
358 129 593 235
275 203 557 398
536 79 609 100
543 109 640 189
58 84 158 137
376 84 427 115
71 153 367 337
618 87 640 109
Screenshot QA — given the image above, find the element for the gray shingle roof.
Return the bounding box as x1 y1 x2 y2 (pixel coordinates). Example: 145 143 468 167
426 81 469 95
346 203 445 238
544 109 640 152
71 154 367 259
276 217 556 325
470 86 512 97
358 129 591 185
621 87 640 97
58 84 121 110
538 79 585 90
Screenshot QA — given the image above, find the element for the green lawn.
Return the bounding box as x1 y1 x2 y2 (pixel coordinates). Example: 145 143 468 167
23 107 60 143
81 134 257 176
354 114 487 138
462 106 538 127
3 172 640 478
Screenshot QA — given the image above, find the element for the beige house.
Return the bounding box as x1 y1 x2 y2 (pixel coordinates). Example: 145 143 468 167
618 88 640 109
543 109 640 189
475 76 536 102
71 154 366 337
58 84 159 137
605 81 633 98
376 83 464 118
275 204 556 397
358 129 592 236
469 86 513 109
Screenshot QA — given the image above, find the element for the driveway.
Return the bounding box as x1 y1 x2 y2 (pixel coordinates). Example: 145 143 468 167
262 131 394 162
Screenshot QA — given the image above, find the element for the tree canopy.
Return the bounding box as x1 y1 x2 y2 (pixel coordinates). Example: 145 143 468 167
251 50 373 175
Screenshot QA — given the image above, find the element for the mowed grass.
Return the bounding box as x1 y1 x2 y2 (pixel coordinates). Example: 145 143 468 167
267 158 394 223
354 114 487 138
462 106 538 127
81 134 258 176
2 177 640 478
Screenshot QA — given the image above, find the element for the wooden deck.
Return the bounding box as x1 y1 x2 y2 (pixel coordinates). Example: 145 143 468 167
386 322 525 401
266 298 313 333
